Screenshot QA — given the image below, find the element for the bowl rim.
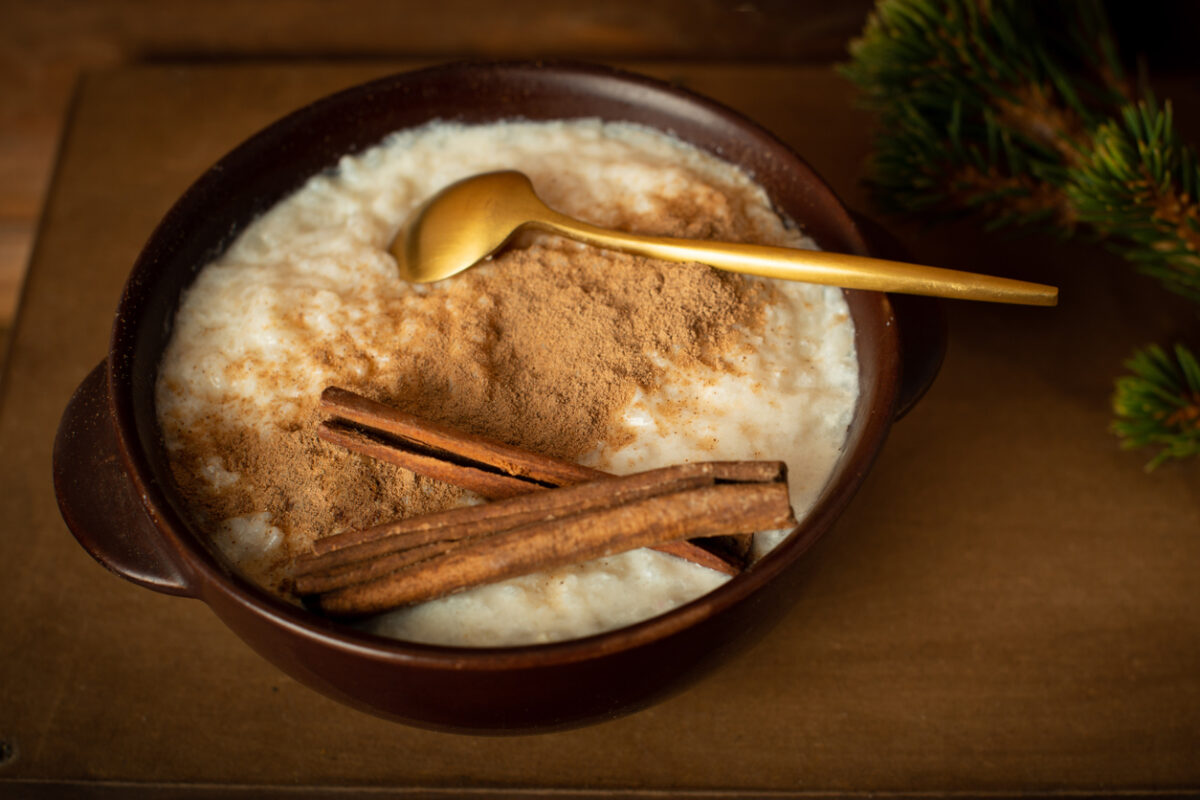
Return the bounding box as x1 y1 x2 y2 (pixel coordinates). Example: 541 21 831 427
103 59 899 670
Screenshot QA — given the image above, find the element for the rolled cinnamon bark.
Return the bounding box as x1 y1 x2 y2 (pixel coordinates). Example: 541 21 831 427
312 481 795 617
293 461 785 593
320 386 604 488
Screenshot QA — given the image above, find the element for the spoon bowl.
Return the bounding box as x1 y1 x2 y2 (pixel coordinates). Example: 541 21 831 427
394 171 544 283
390 170 1058 306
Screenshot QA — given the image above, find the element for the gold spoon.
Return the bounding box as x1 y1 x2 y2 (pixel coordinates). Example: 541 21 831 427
389 170 1058 306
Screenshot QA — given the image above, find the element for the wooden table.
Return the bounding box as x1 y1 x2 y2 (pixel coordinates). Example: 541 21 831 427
2 62 1198 797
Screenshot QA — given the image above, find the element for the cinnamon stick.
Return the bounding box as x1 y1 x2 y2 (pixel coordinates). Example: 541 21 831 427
320 386 603 490
311 480 795 617
297 462 725 578
305 459 782 559
293 461 784 594
318 421 543 501
316 387 771 572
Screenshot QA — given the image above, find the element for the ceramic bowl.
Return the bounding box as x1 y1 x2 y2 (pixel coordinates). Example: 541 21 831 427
53 61 943 733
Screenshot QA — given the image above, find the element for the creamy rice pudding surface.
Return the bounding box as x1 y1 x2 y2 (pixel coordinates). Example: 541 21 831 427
155 119 859 646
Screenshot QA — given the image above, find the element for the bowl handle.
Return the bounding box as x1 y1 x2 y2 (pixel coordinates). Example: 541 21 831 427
849 212 947 420
889 292 947 420
53 362 195 597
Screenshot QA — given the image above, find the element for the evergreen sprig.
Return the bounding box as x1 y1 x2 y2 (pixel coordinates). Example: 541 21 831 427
842 0 1200 467
1112 344 1200 469
1069 100 1200 302
840 0 1128 229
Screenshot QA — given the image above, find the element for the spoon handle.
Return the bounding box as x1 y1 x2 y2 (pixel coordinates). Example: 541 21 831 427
532 214 1057 306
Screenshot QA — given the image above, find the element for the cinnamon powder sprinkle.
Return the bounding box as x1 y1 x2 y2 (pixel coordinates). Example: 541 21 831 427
163 200 782 592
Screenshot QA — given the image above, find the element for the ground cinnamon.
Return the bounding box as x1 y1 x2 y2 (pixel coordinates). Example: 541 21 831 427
162 198 778 593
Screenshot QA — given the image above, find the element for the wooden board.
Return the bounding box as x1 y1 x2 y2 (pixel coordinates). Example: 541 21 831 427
1 62 1198 797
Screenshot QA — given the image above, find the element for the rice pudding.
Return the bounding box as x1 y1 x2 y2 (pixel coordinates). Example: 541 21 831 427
155 119 858 647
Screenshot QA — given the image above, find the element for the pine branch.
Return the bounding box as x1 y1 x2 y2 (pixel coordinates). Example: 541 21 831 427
1069 99 1200 303
1112 344 1200 469
840 0 1129 230
842 0 1200 467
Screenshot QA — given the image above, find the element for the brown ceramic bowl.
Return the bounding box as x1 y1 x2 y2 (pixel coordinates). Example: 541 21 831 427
52 61 944 734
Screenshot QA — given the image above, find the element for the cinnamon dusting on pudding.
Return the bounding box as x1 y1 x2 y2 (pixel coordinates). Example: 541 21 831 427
164 204 777 591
